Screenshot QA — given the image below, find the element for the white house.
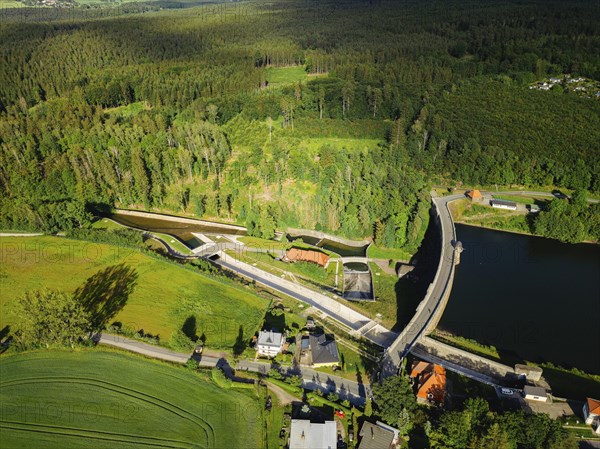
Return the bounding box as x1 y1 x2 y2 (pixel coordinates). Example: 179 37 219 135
289 419 337 449
583 398 600 434
523 386 548 402
256 330 284 358
490 199 517 211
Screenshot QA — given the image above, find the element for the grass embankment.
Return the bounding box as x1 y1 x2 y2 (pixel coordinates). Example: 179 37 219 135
431 331 600 399
92 218 194 255
0 236 267 351
0 350 261 448
449 198 533 235
367 245 412 261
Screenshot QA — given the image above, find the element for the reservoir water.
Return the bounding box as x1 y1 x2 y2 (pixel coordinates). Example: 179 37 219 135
438 224 600 374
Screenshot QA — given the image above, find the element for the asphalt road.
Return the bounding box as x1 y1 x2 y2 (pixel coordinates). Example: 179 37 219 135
236 359 370 406
382 194 464 375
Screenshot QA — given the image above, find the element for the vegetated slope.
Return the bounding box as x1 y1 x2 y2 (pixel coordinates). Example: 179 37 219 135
425 79 600 189
0 350 261 449
0 236 267 349
0 0 598 250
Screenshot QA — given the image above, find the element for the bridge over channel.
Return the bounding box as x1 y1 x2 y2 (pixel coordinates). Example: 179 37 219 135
380 193 464 377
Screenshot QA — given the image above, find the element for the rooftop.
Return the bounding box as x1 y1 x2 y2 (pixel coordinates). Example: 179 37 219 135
289 419 336 449
410 361 446 404
588 398 600 415
466 189 483 200
523 385 547 397
286 248 330 267
357 421 397 449
309 334 340 365
490 199 517 207
257 330 284 348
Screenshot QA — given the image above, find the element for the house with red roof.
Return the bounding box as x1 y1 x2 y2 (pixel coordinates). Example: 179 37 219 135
410 361 446 405
584 398 600 435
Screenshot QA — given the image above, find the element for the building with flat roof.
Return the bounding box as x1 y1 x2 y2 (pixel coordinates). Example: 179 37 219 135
523 385 548 402
490 199 517 210
256 330 284 358
288 419 336 449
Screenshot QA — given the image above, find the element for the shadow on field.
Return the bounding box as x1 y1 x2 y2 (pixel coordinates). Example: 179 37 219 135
74 263 139 331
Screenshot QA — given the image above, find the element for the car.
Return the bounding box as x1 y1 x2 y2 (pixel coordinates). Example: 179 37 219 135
501 388 513 395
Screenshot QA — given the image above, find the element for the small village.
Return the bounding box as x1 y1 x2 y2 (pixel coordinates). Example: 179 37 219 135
529 74 600 99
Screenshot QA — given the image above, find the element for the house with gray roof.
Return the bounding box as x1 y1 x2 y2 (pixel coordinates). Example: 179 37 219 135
256 330 284 358
358 421 400 449
309 334 340 367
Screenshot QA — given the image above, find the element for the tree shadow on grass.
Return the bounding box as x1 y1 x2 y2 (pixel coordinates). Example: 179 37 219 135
74 263 139 332
233 325 245 356
182 315 198 342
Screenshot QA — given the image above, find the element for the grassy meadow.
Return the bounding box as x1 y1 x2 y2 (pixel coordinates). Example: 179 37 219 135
0 236 268 350
0 350 262 448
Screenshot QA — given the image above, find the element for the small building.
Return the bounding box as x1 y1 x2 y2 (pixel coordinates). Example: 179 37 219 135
490 199 517 210
357 421 400 449
305 318 316 330
466 189 483 201
410 361 446 405
523 385 548 402
584 398 600 434
256 330 284 358
288 419 337 449
309 334 340 368
285 248 330 267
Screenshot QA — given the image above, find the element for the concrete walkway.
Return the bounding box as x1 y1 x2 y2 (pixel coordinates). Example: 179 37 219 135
215 251 397 348
96 333 193 364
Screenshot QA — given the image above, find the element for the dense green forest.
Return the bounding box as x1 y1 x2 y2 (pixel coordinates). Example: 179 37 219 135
1 0 599 249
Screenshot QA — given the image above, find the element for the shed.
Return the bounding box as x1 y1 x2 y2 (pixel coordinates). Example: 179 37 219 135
523 385 548 402
466 189 483 201
490 199 517 210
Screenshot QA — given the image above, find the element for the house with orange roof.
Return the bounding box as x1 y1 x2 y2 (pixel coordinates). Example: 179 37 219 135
410 361 446 405
466 189 483 201
285 248 330 267
583 397 600 434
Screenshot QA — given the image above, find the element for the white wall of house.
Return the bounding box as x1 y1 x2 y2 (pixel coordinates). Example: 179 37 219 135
257 344 282 357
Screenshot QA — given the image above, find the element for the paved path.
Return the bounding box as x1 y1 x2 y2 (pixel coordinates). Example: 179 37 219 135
0 233 44 237
214 251 398 348
265 381 301 405
97 333 194 364
382 194 463 375
236 360 371 406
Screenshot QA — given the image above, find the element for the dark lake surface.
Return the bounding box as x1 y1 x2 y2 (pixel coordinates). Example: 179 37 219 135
438 224 600 374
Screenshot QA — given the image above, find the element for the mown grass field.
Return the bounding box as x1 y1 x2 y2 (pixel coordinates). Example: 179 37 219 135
0 350 262 448
0 236 268 350
265 66 307 86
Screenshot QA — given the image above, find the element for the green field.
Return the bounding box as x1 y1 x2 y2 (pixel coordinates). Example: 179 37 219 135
265 66 307 86
0 350 262 448
0 236 268 350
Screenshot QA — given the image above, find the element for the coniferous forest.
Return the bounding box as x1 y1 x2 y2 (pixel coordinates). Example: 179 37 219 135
1 0 599 248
